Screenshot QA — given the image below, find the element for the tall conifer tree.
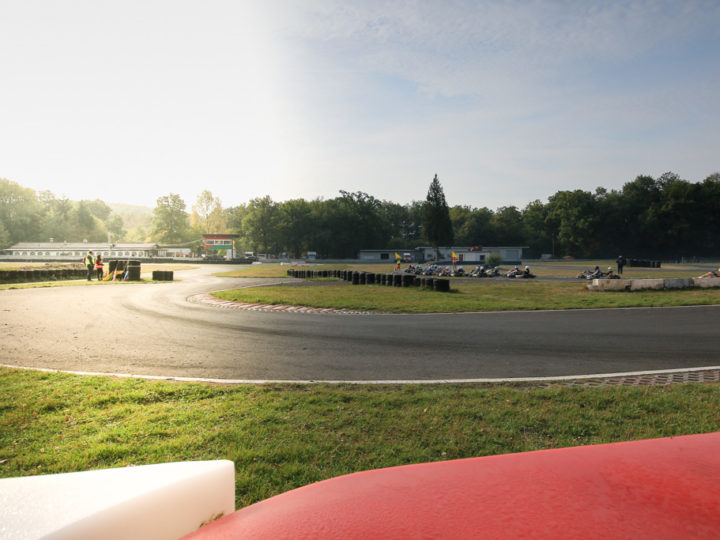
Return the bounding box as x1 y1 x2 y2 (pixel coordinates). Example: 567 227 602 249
422 174 454 260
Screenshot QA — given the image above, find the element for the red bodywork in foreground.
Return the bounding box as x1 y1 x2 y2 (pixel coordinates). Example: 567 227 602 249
185 432 720 539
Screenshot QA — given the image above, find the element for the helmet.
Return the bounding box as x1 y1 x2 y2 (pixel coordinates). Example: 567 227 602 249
608 267 612 271
525 266 529 270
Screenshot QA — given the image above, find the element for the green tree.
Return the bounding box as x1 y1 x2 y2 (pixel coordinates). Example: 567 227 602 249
84 199 112 222
0 178 41 246
380 201 421 246
277 199 313 258
191 190 226 234
226 204 248 235
696 173 720 256
422 174 454 258
152 193 191 244
545 190 600 258
38 191 72 242
335 191 389 257
106 214 126 242
74 201 107 241
492 206 525 246
242 196 279 255
449 205 474 245
0 220 10 249
522 200 552 257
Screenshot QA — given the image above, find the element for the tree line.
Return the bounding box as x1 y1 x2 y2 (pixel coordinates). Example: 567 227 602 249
0 179 126 248
2 171 719 259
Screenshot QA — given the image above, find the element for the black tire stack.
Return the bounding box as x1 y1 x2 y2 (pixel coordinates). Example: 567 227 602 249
152 270 174 281
126 260 141 281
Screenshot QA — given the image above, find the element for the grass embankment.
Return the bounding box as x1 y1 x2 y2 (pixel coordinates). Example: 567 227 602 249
1 367 719 508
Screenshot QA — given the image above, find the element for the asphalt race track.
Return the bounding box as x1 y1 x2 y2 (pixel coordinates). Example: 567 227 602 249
1 265 718 382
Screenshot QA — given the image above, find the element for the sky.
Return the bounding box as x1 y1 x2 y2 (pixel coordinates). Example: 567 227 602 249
1 0 719 211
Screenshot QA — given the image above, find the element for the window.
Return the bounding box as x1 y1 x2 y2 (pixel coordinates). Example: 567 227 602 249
380 253 389 260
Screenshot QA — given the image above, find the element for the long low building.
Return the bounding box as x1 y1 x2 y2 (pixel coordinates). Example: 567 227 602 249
1 242 158 261
359 246 526 264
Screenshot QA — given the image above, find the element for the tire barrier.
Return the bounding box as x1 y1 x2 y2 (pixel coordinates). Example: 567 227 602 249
283 268 451 291
152 270 174 281
629 259 662 268
0 266 88 284
126 266 142 281
434 278 450 292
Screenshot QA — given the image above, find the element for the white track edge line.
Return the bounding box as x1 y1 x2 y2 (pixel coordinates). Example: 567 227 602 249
2 364 719 385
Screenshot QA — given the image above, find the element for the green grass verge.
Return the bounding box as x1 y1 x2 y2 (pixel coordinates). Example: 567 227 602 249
1 368 718 508
212 281 720 313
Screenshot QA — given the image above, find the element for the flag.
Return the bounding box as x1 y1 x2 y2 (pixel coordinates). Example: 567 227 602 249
395 252 401 259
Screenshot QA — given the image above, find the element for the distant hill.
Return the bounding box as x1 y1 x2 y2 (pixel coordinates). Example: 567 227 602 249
108 203 153 241
108 203 152 228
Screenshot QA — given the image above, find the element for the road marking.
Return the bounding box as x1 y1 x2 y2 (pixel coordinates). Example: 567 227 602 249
2 364 719 386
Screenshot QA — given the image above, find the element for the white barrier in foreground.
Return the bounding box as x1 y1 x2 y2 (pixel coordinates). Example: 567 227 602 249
588 277 720 291
0 460 234 540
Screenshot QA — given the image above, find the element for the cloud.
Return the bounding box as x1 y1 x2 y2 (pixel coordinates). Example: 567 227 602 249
287 0 720 98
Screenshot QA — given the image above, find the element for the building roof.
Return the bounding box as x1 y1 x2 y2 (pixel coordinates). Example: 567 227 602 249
7 242 157 250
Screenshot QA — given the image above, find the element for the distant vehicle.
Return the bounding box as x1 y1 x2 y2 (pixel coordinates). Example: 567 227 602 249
402 252 412 262
306 251 317 261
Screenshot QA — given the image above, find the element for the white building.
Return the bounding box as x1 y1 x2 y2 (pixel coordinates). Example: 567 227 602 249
1 242 158 260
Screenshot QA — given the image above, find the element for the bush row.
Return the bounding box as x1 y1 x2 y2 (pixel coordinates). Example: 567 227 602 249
287 268 451 292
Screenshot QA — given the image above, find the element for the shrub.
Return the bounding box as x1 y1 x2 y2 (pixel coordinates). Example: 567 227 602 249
486 253 503 267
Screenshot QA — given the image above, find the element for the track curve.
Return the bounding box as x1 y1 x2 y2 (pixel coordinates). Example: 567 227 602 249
1 265 718 382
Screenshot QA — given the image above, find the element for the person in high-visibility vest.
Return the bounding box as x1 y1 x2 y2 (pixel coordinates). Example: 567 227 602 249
95 254 104 280
85 251 95 281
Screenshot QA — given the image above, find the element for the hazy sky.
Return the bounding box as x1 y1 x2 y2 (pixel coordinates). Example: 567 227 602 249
2 0 719 210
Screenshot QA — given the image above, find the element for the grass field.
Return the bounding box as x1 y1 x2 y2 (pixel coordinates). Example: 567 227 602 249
216 260 720 280
2 367 719 508
212 261 720 313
